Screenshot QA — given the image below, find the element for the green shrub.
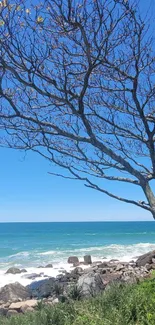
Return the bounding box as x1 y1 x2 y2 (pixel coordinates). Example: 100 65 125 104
1 277 155 325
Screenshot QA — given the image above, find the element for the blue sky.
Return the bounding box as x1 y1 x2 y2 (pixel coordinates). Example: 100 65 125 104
0 0 155 222
0 146 153 222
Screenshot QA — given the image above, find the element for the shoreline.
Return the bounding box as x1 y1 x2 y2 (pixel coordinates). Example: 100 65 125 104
0 249 154 317
0 255 136 289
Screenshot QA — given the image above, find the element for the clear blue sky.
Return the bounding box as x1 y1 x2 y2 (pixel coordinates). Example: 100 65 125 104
0 0 154 222
0 147 153 222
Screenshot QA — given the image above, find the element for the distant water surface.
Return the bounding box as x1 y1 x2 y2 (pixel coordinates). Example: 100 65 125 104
0 222 155 269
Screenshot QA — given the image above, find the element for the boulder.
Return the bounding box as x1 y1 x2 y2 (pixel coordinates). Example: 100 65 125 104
0 283 31 303
5 267 21 275
71 267 83 275
122 274 138 284
22 273 42 280
52 298 59 304
97 262 109 268
136 250 155 267
45 264 53 268
115 264 124 272
0 306 8 316
7 309 18 317
102 272 122 286
9 299 38 311
77 272 105 297
20 306 34 313
146 263 155 271
28 278 56 298
68 256 79 264
84 255 92 265
20 269 27 273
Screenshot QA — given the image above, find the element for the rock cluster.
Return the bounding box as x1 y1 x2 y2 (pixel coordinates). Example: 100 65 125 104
1 250 155 317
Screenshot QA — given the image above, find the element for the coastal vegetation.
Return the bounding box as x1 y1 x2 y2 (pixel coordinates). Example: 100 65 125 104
0 0 155 218
1 275 155 325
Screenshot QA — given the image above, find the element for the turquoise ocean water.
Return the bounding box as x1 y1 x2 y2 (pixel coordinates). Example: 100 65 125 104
0 222 155 270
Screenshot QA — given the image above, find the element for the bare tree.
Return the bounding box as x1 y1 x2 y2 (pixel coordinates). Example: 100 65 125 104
0 0 155 217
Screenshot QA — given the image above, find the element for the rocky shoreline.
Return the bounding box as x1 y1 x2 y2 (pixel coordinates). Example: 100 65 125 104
0 250 155 317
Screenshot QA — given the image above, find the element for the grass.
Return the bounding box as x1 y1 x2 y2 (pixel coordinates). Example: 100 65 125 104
1 275 155 325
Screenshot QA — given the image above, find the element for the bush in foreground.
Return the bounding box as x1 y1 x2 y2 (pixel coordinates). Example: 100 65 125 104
1 276 155 325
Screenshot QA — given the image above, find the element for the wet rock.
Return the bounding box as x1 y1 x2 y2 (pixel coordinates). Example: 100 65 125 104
73 262 80 267
20 269 27 273
92 261 102 266
45 264 53 268
23 273 42 280
136 250 155 267
84 255 92 265
58 269 66 274
68 256 79 264
77 272 105 297
5 267 22 275
0 283 31 303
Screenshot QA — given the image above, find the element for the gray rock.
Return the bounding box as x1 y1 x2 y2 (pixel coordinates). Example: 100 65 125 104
102 272 122 286
146 263 155 271
84 255 92 265
37 266 44 268
5 267 21 275
92 261 102 266
20 306 34 313
0 283 31 303
115 264 124 272
45 264 53 268
0 306 8 316
77 272 105 297
122 274 138 284
71 267 83 275
68 256 79 264
23 273 42 280
97 262 109 268
7 309 18 317
20 269 27 273
28 278 57 298
136 250 155 267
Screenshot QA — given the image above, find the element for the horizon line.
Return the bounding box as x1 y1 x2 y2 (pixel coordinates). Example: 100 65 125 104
0 220 153 223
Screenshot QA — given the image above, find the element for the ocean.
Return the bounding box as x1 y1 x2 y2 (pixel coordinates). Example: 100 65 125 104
0 221 155 287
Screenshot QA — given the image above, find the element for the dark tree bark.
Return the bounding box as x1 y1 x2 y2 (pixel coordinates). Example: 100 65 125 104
0 0 155 217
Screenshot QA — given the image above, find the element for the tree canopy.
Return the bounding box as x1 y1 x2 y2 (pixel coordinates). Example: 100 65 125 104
0 0 155 217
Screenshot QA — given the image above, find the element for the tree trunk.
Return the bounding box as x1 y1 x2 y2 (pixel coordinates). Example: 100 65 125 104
142 182 155 219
